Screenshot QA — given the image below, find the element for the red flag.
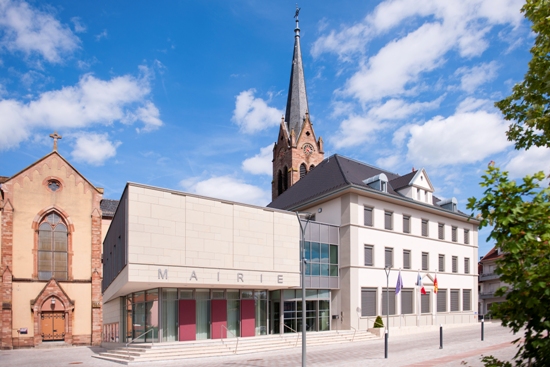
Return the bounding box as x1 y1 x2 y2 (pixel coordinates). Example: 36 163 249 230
434 275 438 294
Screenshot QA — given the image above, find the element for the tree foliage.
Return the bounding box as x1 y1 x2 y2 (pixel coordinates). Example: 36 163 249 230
467 167 550 366
496 0 550 149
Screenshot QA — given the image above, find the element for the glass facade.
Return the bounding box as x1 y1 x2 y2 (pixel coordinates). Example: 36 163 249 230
122 288 273 343
270 289 331 334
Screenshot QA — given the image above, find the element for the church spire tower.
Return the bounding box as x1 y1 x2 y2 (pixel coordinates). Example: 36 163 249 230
272 7 324 201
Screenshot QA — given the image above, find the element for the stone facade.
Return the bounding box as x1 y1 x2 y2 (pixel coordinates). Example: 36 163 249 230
272 113 324 201
0 149 108 349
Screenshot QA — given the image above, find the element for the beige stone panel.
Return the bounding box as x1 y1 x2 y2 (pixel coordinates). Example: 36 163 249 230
130 201 151 219
63 283 92 335
101 218 112 242
103 298 121 325
11 282 47 337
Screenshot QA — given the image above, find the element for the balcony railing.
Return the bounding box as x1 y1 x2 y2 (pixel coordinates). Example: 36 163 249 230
479 272 500 281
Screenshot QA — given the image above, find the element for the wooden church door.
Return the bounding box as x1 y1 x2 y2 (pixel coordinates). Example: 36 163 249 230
41 312 65 341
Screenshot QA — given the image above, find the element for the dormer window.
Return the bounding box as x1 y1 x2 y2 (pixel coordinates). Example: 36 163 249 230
363 173 388 193
438 197 458 212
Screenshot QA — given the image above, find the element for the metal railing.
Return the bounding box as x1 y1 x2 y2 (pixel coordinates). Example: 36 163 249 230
126 329 154 356
220 325 239 354
282 324 300 347
349 326 357 342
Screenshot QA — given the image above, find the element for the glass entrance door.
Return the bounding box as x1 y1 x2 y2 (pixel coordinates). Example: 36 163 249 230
195 291 210 340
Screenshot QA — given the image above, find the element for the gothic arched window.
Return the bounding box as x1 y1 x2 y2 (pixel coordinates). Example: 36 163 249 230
283 166 288 191
38 212 68 281
300 163 307 178
277 170 283 195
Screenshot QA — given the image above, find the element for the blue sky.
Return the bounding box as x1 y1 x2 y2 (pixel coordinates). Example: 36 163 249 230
0 0 546 256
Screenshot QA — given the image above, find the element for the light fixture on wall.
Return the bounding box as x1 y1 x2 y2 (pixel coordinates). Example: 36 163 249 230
318 208 322 213
51 298 56 306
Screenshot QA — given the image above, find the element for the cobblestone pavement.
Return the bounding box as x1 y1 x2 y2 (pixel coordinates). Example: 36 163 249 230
0 322 518 367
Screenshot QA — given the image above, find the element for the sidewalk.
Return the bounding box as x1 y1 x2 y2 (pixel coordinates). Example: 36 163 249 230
0 322 518 367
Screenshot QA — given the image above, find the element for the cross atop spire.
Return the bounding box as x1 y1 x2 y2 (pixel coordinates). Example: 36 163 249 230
49 131 62 151
285 6 309 138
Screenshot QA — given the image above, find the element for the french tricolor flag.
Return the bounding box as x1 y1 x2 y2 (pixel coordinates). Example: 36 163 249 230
416 271 426 295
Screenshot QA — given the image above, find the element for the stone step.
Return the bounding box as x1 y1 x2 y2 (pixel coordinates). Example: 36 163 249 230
93 330 378 364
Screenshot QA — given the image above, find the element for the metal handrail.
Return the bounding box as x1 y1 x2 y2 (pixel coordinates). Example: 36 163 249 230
220 325 239 354
282 324 300 347
126 329 154 356
349 326 357 342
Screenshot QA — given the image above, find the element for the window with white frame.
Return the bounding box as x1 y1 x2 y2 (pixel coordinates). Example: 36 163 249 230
364 207 373 227
403 215 410 233
403 250 411 269
384 211 393 230
452 256 458 273
382 288 396 315
421 292 431 313
439 254 445 272
401 289 414 314
422 219 429 237
361 288 377 316
452 226 457 242
422 252 429 271
463 289 471 311
464 258 470 274
364 245 374 266
464 229 470 244
437 289 447 312
450 289 460 311
385 247 393 268
438 223 445 240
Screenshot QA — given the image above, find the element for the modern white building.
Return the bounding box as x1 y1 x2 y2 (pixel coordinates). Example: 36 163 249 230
268 157 480 331
101 183 341 342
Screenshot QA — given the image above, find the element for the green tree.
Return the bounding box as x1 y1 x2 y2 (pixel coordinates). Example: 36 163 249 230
495 0 550 149
467 167 550 366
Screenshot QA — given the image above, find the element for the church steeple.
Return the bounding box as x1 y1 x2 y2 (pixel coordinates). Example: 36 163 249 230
271 8 324 202
284 6 309 137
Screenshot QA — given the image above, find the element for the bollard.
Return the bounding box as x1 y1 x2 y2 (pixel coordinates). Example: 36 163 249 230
481 319 484 341
384 328 388 359
439 324 443 349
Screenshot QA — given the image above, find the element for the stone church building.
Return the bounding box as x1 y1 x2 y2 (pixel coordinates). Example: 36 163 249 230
0 134 115 348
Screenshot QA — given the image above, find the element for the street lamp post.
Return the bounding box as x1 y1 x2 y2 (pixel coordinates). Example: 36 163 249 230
384 265 391 335
296 212 313 367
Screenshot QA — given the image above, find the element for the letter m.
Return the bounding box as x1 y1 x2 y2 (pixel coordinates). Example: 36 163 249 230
158 268 168 280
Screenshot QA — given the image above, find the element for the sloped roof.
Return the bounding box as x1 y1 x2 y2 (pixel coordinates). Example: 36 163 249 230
388 170 417 191
480 247 503 262
268 154 453 213
100 199 119 218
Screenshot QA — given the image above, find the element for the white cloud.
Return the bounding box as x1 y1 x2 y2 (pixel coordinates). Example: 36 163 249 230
95 29 108 41
456 61 499 93
71 133 121 166
70 17 86 33
504 147 550 179
314 0 522 103
0 71 162 150
180 175 270 206
331 114 388 149
242 144 273 175
407 111 512 167
231 89 282 134
0 0 80 63
368 97 442 121
456 97 494 113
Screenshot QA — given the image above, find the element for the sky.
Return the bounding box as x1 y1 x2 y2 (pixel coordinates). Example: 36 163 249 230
0 0 546 256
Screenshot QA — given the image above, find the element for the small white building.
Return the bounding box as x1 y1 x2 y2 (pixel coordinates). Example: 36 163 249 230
268 155 480 330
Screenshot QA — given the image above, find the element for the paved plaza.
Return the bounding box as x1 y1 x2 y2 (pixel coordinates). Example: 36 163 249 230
0 322 518 367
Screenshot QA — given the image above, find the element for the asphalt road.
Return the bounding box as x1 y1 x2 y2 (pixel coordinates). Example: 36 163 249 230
0 322 518 367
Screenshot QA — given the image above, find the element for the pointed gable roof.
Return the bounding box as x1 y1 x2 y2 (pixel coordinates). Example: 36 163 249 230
2 151 102 194
284 12 309 137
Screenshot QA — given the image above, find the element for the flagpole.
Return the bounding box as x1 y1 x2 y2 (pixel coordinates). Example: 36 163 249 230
434 268 439 326
416 270 420 327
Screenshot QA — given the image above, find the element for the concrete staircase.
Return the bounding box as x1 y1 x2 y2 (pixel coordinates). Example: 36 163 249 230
93 330 378 364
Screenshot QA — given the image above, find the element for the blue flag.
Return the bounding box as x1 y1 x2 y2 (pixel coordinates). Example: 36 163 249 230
396 270 403 294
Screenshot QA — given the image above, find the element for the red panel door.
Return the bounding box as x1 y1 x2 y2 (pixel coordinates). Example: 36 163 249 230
211 299 227 339
241 299 255 337
178 300 196 341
